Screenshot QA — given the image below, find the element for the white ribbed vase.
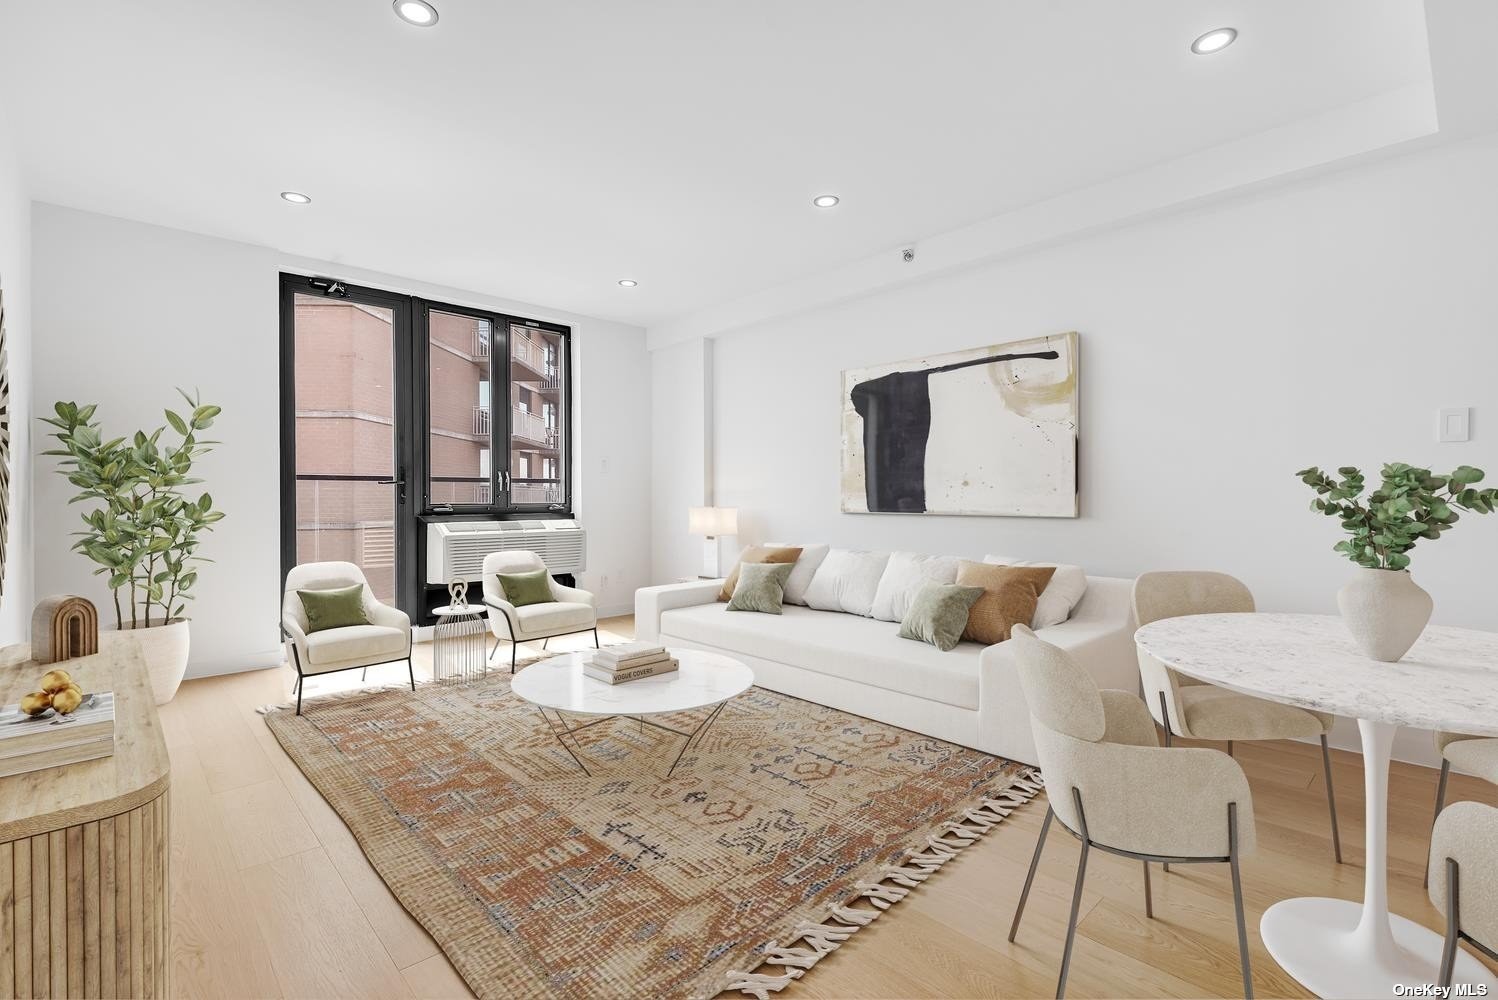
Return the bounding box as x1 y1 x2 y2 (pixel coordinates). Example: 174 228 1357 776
1336 568 1433 662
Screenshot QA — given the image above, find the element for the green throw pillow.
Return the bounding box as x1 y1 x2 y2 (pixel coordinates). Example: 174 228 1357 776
726 562 794 614
297 584 371 634
898 583 986 652
498 569 555 607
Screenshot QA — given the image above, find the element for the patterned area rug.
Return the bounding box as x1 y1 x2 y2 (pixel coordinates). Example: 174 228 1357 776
264 658 1039 999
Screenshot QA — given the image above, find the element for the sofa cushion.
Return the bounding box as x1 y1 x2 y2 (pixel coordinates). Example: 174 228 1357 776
803 549 890 617
658 603 980 709
726 562 793 615
898 583 985 652
869 552 960 623
983 555 1088 628
957 561 1056 644
765 542 830 605
719 545 802 602
304 624 407 666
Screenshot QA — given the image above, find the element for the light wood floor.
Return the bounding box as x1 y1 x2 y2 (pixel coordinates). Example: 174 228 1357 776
161 615 1497 999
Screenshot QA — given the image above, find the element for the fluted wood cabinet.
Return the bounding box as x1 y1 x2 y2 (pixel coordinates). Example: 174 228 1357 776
0 641 170 999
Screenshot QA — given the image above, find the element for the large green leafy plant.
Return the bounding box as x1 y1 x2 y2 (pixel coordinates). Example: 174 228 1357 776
1297 463 1498 570
42 391 226 630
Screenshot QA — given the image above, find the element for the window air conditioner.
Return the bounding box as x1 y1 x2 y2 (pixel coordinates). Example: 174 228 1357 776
425 520 586 585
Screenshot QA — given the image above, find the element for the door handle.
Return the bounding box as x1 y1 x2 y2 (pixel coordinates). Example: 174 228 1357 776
377 475 407 504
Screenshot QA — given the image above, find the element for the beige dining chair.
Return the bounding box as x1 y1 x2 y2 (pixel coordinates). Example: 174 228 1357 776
1133 570 1342 864
1006 624 1257 999
1429 800 1498 987
1424 731 1498 887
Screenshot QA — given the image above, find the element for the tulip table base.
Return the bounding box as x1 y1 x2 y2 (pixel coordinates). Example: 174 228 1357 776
1259 720 1498 998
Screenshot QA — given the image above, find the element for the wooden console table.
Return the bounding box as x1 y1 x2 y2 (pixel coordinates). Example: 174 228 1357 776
0 639 171 998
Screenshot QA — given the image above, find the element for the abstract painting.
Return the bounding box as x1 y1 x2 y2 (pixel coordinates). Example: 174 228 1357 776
841 332 1078 517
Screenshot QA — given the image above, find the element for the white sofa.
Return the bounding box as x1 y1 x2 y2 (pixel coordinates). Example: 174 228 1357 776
635 570 1135 766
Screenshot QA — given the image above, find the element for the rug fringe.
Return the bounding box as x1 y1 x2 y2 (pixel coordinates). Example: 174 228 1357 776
715 765 1044 1000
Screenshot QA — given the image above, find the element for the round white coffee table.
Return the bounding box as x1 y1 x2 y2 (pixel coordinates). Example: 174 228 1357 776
511 648 754 777
1137 612 1498 998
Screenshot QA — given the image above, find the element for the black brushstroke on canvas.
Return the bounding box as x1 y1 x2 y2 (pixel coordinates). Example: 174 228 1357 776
850 350 1059 512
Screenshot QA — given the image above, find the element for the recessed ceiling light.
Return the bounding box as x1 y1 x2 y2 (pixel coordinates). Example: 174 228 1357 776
617 279 638 287
280 191 312 204
812 194 840 208
393 0 438 27
1190 27 1237 55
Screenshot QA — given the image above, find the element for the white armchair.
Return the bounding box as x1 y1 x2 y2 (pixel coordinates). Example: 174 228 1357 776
281 561 413 714
1007 623 1257 999
481 550 598 672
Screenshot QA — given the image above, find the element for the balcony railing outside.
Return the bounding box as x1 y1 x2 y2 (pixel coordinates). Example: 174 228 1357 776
512 407 557 447
474 328 491 358
513 334 547 373
512 479 564 505
472 406 490 436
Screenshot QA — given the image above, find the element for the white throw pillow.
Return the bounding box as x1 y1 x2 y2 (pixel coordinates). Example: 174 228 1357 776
868 552 960 623
803 549 891 617
765 542 831 606
982 555 1088 629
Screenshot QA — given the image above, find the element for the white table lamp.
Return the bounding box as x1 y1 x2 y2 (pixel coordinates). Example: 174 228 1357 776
688 506 738 578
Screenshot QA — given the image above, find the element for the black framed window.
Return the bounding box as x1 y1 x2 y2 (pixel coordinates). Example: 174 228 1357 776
416 304 572 515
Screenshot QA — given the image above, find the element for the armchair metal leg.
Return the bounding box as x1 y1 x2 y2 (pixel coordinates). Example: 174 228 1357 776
1008 805 1053 942
406 657 415 691
296 679 304 715
1229 802 1253 1000
1227 740 1234 757
1057 789 1091 1000
1320 734 1343 864
542 637 549 651
490 635 502 659
1439 857 1460 989
593 627 600 648
511 640 518 674
1143 862 1153 919
361 667 367 682
1425 759 1451 888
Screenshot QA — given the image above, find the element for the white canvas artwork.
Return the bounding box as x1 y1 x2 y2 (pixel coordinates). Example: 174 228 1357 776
840 332 1078 517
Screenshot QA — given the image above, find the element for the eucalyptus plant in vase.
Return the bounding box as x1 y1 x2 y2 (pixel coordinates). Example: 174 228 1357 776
1297 463 1497 660
42 391 225 703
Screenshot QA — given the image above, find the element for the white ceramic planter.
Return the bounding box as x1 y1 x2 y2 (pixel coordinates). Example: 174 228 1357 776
114 619 191 704
1337 568 1433 662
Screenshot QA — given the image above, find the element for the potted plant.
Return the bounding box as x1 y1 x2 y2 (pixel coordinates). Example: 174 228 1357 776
1297 463 1497 661
42 392 225 703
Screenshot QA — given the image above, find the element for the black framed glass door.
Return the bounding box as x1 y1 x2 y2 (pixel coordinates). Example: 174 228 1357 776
279 275 418 612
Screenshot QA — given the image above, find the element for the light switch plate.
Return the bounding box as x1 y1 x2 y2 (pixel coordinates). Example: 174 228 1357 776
1439 407 1471 442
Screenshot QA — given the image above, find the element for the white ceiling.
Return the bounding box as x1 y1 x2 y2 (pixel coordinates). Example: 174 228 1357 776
0 0 1431 328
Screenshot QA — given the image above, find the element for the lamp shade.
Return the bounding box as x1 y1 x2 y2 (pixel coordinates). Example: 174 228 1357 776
688 506 739 536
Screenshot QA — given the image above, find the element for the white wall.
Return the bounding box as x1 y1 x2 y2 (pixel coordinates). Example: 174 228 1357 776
0 100 33 643
653 131 1498 764
32 204 650 676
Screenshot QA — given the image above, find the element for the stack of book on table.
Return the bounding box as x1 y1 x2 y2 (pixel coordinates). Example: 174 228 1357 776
584 643 679 684
0 691 115 777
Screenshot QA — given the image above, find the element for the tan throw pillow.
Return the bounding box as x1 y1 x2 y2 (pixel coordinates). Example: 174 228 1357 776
718 545 803 601
955 561 1057 645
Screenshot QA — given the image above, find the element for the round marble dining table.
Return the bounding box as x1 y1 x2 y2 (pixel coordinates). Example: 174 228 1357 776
1136 612 1498 999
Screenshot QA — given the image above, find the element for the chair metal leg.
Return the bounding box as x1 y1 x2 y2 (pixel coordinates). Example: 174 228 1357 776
406 657 416 692
593 628 600 648
1227 740 1234 757
296 678 304 715
511 640 518 674
1439 856 1460 988
1229 802 1253 1000
1009 806 1053 942
490 635 502 659
1158 693 1172 873
1425 759 1451 888
1143 861 1153 919
361 666 368 682
542 637 549 650
1320 734 1343 864
1057 789 1091 999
